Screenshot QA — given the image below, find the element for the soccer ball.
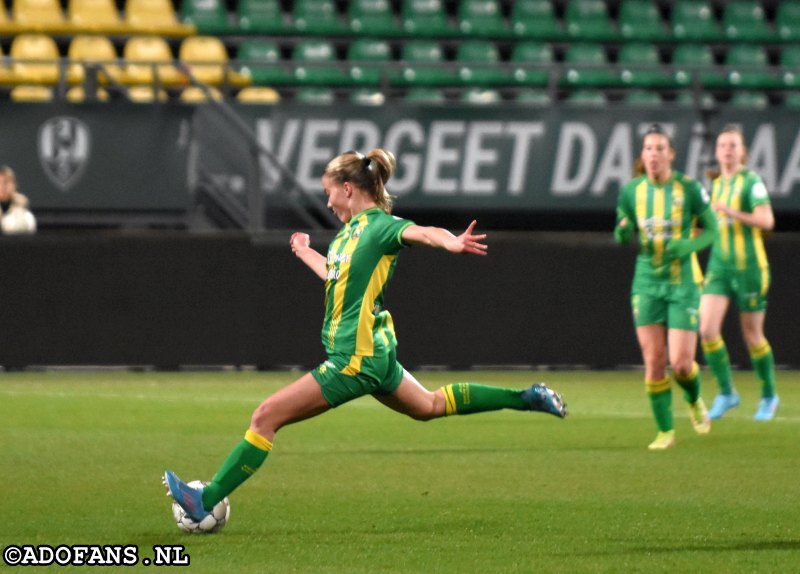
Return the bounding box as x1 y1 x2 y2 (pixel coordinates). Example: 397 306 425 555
171 481 230 534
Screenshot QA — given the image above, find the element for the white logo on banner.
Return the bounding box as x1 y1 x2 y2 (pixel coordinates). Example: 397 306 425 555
38 117 91 191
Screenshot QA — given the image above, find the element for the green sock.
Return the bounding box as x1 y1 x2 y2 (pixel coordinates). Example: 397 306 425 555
749 340 777 398
441 383 527 415
646 378 673 432
201 430 272 510
702 337 734 395
674 361 701 404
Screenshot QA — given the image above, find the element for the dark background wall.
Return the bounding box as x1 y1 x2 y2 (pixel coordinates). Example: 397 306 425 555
0 231 796 370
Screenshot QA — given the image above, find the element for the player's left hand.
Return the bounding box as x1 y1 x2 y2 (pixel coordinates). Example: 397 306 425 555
448 220 488 256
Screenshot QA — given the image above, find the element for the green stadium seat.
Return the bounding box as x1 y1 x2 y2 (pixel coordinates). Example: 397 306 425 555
293 0 347 35
515 87 551 105
405 87 446 103
777 1 800 42
510 0 563 40
292 39 350 86
675 90 716 108
624 89 662 106
564 0 616 42
350 88 385 105
456 40 510 86
181 0 234 34
722 1 772 43
729 90 769 109
672 44 726 88
671 0 724 42
295 86 335 104
565 88 607 106
399 40 456 86
783 92 800 107
725 44 780 89
618 0 670 42
457 0 510 38
780 46 800 88
237 40 293 85
618 43 673 88
347 38 392 87
401 0 453 37
561 43 619 88
511 41 552 87
236 0 288 35
461 86 502 104
348 0 398 36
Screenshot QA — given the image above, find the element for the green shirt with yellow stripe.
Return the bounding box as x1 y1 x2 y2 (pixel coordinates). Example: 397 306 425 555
709 168 770 271
617 170 711 286
321 207 414 358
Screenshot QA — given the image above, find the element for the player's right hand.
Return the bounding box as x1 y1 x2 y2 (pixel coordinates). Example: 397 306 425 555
614 217 633 245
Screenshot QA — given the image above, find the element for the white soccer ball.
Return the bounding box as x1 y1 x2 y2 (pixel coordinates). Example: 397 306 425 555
171 480 230 534
1 208 36 234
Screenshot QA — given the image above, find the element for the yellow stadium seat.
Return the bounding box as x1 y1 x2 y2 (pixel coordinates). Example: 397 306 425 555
122 35 184 86
12 0 70 33
179 85 223 102
68 0 129 34
125 0 195 36
11 84 54 101
10 33 60 84
66 84 111 101
178 36 227 85
0 3 18 34
236 85 280 104
67 35 123 85
126 84 169 102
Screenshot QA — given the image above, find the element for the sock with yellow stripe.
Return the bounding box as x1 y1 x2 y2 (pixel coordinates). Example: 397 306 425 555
201 430 272 510
674 361 702 404
702 337 734 395
749 340 776 399
440 383 527 415
646 378 673 432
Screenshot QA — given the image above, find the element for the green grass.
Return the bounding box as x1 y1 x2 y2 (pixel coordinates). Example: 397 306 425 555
2 370 798 573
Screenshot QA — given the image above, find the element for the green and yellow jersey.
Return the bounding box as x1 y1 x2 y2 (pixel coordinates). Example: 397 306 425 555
321 207 414 359
709 168 770 271
617 170 711 286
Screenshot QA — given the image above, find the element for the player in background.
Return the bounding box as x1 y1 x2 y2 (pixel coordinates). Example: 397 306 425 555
165 148 567 522
614 124 717 450
699 125 778 421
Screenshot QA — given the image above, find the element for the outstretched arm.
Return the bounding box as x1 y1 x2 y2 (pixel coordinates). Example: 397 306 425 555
401 220 488 255
290 232 328 280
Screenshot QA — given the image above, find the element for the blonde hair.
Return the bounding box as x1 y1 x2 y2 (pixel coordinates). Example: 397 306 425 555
324 148 397 213
706 124 747 181
633 123 675 177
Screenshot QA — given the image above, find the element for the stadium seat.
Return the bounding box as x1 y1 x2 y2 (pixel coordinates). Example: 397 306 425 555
561 43 619 88
68 0 128 34
12 0 69 34
456 40 510 86
672 44 725 88
292 39 350 86
729 90 769 109
725 44 779 89
66 84 111 101
671 0 723 42
624 89 662 106
777 1 800 42
564 0 616 41
122 35 184 86
179 35 245 86
0 4 16 35
180 85 223 102
461 86 501 104
565 88 607 105
675 89 716 108
511 0 563 40
783 92 800 108
11 84 54 101
236 40 293 86
126 84 169 102
404 86 445 103
350 87 385 105
348 0 397 36
515 87 551 105
347 38 392 87
67 35 123 85
10 33 60 84
125 0 195 36
399 40 455 87
295 86 335 104
236 0 287 34
618 0 670 42
618 43 673 88
457 0 509 38
180 0 234 35
402 0 452 37
292 0 347 35
781 46 800 88
236 85 280 103
722 1 772 43
511 41 552 87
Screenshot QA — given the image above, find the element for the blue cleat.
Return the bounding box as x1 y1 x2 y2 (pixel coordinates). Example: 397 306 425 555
522 383 567 418
754 396 779 421
163 470 209 522
708 393 740 420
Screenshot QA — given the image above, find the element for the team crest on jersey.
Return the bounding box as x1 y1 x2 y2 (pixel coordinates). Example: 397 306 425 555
350 226 364 240
673 195 684 207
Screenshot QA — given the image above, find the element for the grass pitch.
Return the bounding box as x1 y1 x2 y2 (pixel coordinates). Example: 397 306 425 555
2 370 798 573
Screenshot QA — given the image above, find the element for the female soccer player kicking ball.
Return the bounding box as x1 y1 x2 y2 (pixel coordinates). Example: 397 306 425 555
165 148 567 522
